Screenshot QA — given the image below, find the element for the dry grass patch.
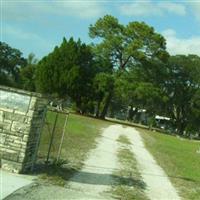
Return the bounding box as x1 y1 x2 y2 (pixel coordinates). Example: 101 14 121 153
111 135 148 200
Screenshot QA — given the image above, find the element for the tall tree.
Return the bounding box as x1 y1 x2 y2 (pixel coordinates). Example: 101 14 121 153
89 15 168 118
93 72 114 117
0 41 26 87
36 37 95 113
20 53 38 91
89 15 168 70
189 89 200 136
114 60 168 122
165 55 200 135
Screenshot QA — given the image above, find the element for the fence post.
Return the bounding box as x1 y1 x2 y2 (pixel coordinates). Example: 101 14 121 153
56 113 69 162
46 112 58 163
31 106 47 171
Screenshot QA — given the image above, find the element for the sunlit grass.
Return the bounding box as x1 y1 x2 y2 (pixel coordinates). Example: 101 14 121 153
37 111 112 185
138 128 200 200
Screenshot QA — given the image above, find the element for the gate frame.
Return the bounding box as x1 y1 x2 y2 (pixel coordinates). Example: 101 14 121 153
45 107 70 164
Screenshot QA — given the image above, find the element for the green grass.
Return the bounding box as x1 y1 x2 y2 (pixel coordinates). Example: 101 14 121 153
111 135 148 200
37 111 112 185
117 135 132 145
138 128 200 200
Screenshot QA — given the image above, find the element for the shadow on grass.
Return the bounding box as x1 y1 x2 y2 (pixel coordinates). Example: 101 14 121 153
32 161 78 182
167 174 197 182
140 172 197 183
31 161 146 189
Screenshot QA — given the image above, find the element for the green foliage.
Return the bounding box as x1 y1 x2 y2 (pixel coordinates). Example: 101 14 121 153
164 55 200 135
93 72 114 117
134 82 163 110
89 15 168 70
0 41 26 87
93 73 114 100
113 60 168 120
20 53 38 91
188 90 200 135
89 15 169 118
36 37 95 112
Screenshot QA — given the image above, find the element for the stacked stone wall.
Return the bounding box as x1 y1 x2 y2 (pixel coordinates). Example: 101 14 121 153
0 86 47 173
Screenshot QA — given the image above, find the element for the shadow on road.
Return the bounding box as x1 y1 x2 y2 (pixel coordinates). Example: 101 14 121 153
31 162 146 189
70 170 146 189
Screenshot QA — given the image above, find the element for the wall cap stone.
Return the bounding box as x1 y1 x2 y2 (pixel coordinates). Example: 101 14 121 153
0 85 48 99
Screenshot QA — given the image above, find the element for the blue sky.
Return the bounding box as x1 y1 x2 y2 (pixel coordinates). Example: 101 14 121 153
2 0 200 59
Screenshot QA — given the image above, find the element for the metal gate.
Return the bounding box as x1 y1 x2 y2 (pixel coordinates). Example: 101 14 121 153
37 108 70 165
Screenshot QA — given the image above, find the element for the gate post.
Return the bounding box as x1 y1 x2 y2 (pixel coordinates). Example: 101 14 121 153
0 86 48 173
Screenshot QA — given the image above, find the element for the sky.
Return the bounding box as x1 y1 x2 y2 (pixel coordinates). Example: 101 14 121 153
1 0 200 59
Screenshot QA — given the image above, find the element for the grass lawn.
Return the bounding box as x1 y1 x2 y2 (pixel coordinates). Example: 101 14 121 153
138 128 200 200
37 111 112 185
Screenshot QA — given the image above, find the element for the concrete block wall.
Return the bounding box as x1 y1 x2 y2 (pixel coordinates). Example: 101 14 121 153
0 86 47 173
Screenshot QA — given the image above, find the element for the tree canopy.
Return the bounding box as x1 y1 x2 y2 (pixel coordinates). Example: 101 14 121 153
89 15 169 70
164 55 200 135
19 53 38 91
0 41 26 87
89 15 169 118
36 37 95 113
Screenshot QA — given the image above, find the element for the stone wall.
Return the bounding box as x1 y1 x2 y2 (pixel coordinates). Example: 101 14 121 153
0 86 47 173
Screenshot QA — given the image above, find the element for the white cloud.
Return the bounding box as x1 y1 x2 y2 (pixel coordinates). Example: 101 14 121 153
3 25 55 57
120 1 162 17
4 25 48 44
162 29 200 56
162 29 177 38
5 26 40 41
158 2 186 16
120 1 186 17
57 1 105 18
188 2 200 21
2 0 105 21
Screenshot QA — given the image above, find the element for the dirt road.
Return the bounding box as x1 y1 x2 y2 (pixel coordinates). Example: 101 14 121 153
5 125 181 200
120 126 181 200
66 124 181 200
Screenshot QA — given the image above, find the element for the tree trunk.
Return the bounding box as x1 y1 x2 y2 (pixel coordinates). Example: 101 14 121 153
127 105 133 121
100 92 112 119
75 97 82 114
95 100 101 117
176 119 186 135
